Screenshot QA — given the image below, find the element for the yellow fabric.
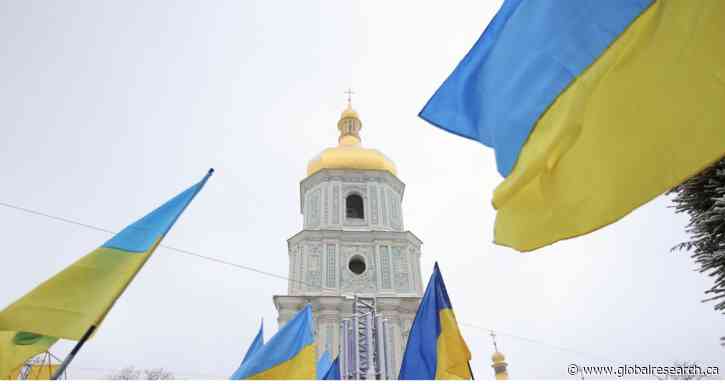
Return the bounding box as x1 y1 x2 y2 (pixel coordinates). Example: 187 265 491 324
22 364 59 380
0 240 160 341
493 0 725 251
7 366 21 380
435 309 472 380
246 344 316 380
0 332 57 379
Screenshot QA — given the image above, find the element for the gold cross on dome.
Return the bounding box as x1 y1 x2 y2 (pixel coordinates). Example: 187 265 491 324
345 88 355 105
490 330 499 352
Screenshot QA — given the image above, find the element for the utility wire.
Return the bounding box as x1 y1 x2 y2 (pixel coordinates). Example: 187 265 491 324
0 200 315 289
0 202 116 235
0 199 618 363
459 321 619 364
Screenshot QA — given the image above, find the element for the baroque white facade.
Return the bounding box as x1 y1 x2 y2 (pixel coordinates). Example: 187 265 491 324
273 106 423 377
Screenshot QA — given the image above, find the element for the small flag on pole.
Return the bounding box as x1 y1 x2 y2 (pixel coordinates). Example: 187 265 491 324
230 320 264 379
322 357 340 380
316 350 333 379
399 263 472 380
231 304 315 380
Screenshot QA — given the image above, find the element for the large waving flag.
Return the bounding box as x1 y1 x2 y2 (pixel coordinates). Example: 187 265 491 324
316 350 332 379
399 263 472 380
421 0 652 177
322 357 340 380
230 320 264 379
231 304 315 380
421 0 725 251
0 170 212 377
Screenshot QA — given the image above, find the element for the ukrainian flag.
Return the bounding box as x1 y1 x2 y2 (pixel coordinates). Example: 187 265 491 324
421 0 725 251
0 170 212 378
316 350 332 379
230 320 264 379
322 357 340 380
231 304 315 380
399 263 472 380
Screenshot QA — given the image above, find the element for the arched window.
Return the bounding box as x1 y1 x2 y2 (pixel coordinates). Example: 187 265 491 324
346 193 364 219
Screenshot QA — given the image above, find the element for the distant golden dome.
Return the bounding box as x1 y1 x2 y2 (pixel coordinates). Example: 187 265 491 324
340 105 359 120
491 351 506 363
307 103 397 176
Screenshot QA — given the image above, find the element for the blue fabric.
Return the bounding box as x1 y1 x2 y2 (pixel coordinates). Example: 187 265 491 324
230 321 264 379
316 351 333 379
103 170 213 252
398 263 452 380
322 357 340 380
230 304 314 379
419 0 652 176
242 321 264 365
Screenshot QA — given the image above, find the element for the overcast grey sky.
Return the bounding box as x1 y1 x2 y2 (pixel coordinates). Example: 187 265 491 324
1 0 722 379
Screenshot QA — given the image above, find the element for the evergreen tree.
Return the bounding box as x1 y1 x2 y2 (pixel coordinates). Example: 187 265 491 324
669 157 725 345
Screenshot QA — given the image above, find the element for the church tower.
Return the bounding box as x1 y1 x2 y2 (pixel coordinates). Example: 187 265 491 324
490 332 510 380
273 100 423 377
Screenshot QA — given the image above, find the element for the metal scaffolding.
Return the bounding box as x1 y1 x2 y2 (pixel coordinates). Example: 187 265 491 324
339 296 394 380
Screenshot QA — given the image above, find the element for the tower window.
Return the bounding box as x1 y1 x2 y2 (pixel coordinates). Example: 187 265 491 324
346 193 364 219
348 255 366 275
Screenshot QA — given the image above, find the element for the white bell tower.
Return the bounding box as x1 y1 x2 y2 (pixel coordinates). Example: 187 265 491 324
273 100 423 378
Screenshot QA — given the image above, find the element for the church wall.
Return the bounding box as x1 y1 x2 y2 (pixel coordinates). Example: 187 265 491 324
282 166 420 378
300 170 404 232
287 232 423 297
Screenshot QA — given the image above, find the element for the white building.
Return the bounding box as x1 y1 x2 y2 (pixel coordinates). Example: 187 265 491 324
273 102 423 377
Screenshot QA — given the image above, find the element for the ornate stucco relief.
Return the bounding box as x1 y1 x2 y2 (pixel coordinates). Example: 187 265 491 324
305 242 322 288
340 244 377 293
332 184 340 225
325 243 337 289
392 246 411 292
369 184 379 225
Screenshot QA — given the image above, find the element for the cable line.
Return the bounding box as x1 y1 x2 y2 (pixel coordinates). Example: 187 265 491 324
0 200 315 288
0 199 619 362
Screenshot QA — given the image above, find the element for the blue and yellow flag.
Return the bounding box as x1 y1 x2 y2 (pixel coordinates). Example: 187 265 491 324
421 0 725 251
420 0 652 177
231 304 315 380
399 263 472 380
316 350 332 379
0 170 212 377
322 357 340 380
230 320 264 379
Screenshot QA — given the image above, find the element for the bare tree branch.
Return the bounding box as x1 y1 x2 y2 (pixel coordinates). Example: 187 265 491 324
107 366 174 380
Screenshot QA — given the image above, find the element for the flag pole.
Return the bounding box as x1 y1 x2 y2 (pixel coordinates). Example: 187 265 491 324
468 362 475 380
50 325 96 380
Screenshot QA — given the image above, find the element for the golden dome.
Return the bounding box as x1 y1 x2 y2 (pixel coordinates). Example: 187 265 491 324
491 351 506 363
340 105 359 120
307 103 397 176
